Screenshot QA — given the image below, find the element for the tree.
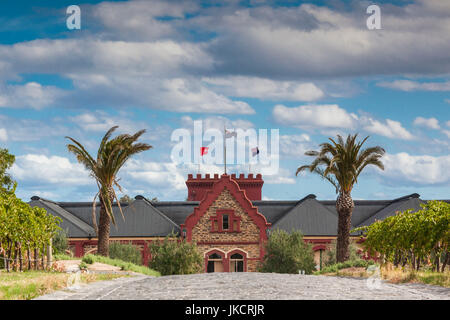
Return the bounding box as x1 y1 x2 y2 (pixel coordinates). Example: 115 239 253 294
296 134 385 262
0 148 15 192
119 195 133 203
66 126 152 256
260 229 316 274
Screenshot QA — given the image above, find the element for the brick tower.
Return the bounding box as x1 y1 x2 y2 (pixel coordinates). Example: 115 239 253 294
186 173 264 201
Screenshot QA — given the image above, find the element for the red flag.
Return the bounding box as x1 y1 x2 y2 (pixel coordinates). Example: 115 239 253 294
200 147 209 156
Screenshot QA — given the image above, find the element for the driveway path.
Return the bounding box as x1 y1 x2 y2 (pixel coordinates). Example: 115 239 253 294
35 272 450 300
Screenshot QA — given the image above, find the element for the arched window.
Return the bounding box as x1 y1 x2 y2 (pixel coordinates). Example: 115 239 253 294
207 252 224 273
229 252 245 272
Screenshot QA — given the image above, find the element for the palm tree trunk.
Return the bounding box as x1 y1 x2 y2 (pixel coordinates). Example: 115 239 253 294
336 191 354 263
97 199 111 257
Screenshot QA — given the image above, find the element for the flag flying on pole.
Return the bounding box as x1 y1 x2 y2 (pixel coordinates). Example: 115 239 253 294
251 147 259 157
225 129 237 139
200 147 209 156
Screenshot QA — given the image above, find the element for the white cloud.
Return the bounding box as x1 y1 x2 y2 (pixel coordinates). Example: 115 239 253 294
202 76 324 101
442 130 450 139
180 115 254 132
273 104 414 140
362 118 414 140
279 134 312 158
0 82 64 109
380 152 450 185
413 117 440 130
378 80 450 92
11 154 91 186
273 104 357 129
0 128 7 142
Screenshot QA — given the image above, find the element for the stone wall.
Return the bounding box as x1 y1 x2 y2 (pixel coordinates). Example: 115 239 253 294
191 187 263 272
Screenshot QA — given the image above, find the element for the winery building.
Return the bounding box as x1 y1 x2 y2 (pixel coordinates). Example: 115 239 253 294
29 173 432 272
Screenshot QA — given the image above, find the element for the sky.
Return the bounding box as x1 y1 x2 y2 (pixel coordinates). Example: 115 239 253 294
0 0 449 202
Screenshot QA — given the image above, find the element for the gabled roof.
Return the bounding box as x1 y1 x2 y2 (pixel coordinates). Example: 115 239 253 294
29 192 449 238
30 197 96 237
271 195 339 236
356 193 424 227
109 195 180 237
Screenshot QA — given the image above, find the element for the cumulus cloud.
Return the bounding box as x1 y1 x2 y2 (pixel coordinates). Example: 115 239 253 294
362 118 414 140
0 82 64 109
273 104 414 140
11 154 91 186
0 128 7 142
202 76 324 101
273 104 357 130
413 117 441 130
202 1 450 78
380 152 450 185
378 80 450 92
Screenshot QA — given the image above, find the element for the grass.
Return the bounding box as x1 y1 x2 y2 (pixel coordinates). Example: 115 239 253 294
81 254 160 276
314 259 375 275
0 270 125 300
316 261 450 287
380 266 450 287
53 253 80 261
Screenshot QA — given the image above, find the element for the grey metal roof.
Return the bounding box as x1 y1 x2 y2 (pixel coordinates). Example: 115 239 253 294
108 197 180 237
271 195 339 235
30 198 96 237
29 193 448 238
356 194 424 227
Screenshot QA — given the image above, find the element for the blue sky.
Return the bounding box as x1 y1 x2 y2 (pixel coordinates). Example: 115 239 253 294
0 0 449 202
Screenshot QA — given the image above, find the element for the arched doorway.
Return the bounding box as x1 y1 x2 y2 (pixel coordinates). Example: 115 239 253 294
206 251 224 273
227 250 247 272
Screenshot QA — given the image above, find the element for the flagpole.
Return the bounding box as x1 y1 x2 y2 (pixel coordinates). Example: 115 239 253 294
223 125 227 175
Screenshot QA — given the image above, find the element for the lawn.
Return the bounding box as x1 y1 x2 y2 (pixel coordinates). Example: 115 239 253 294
81 254 161 276
0 270 126 300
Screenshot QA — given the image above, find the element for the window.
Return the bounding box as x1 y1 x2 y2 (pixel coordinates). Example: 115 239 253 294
229 253 244 272
222 214 229 230
207 252 223 273
210 210 241 233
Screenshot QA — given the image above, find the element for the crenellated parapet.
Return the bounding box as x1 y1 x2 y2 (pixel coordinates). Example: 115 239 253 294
186 173 263 201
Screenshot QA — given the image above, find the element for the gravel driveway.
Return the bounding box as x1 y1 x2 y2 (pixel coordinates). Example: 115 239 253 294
35 272 450 300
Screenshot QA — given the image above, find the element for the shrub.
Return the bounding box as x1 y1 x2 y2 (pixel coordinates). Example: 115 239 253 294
82 254 94 264
148 234 203 275
316 259 375 274
323 239 361 266
109 242 142 265
259 229 316 274
52 229 69 255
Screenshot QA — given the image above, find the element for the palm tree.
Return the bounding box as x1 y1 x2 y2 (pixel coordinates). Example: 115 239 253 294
66 126 152 256
296 134 385 262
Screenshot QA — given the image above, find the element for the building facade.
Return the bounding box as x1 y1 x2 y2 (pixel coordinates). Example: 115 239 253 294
29 173 437 272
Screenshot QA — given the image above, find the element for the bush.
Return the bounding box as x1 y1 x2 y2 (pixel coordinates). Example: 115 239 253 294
109 242 142 265
316 259 375 275
82 254 94 264
148 234 203 275
323 239 361 266
52 229 69 255
259 229 316 274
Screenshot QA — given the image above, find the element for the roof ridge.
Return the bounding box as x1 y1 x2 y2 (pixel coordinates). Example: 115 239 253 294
271 194 322 226
135 196 181 231
38 199 95 236
356 194 422 228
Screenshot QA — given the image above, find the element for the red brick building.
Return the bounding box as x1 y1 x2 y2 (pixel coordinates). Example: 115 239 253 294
30 173 429 272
